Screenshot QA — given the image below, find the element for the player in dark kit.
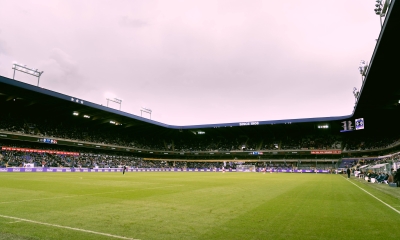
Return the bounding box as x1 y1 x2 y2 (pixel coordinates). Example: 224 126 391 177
123 165 127 175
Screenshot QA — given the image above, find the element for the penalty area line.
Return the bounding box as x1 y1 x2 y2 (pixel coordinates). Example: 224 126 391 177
0 214 139 240
344 177 400 215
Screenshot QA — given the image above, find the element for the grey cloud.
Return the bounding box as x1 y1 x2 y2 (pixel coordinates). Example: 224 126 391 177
119 16 148 28
38 48 87 94
49 48 78 77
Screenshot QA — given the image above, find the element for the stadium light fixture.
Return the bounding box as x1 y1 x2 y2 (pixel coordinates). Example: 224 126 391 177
73 112 79 116
358 60 368 82
375 0 383 27
353 87 360 103
12 63 44 87
109 120 122 125
374 0 390 28
83 115 90 119
140 107 152 119
106 97 122 110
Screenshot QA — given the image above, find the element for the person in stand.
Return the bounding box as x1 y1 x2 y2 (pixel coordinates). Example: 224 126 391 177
347 168 351 179
123 165 127 175
394 171 400 187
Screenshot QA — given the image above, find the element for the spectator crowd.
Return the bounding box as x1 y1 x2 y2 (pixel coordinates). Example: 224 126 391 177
0 114 353 152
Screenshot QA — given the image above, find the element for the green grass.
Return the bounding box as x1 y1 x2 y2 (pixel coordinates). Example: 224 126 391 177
1 172 400 240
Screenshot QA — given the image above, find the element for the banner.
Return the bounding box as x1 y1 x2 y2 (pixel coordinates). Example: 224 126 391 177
310 150 341 154
0 167 330 173
1 147 79 156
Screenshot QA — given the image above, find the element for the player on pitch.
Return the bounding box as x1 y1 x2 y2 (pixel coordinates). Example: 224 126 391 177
123 165 127 175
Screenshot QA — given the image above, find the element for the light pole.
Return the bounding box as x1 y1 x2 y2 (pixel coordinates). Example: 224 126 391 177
353 87 360 104
358 60 368 82
375 0 383 27
374 0 391 28
140 107 152 119
106 98 122 110
12 63 44 86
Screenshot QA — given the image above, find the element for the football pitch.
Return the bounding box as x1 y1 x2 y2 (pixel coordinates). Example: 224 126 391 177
1 172 400 240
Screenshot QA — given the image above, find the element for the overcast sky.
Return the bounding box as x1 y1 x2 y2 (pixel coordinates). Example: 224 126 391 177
0 0 381 126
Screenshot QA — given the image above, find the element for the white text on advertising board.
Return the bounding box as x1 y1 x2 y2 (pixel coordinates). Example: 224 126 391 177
239 122 259 126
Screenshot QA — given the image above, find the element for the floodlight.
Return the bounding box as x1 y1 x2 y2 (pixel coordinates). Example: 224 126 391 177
374 0 390 27
358 60 368 80
140 107 152 119
106 97 122 110
83 115 90 119
12 63 44 86
141 107 152 113
353 87 360 103
73 112 79 116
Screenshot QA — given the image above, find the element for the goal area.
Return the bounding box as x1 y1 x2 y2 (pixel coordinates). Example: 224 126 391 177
236 165 256 172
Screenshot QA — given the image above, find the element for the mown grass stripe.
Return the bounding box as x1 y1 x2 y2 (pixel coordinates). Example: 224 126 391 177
0 184 183 204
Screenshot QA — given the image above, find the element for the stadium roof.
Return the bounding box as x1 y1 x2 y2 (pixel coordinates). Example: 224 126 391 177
0 75 350 130
353 0 400 119
0 0 398 131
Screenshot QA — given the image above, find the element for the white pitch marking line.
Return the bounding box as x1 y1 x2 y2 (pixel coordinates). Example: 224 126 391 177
344 177 400 215
0 214 139 240
0 184 183 204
